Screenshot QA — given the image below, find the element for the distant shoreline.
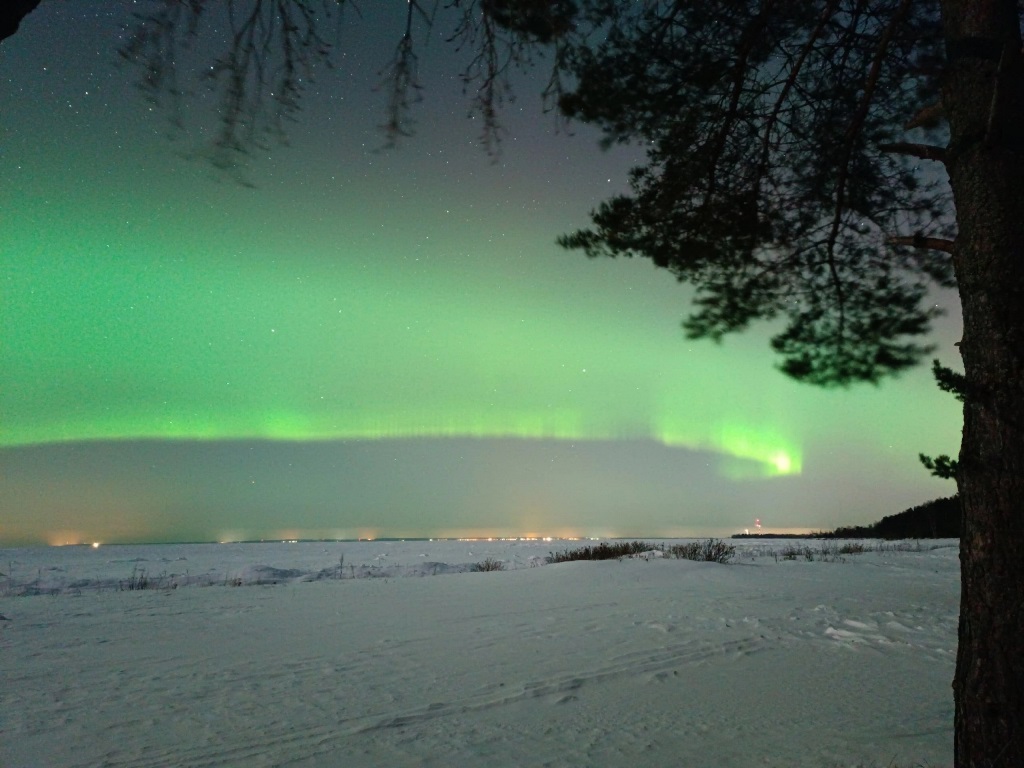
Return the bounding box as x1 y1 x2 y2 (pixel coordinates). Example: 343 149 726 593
7 535 820 548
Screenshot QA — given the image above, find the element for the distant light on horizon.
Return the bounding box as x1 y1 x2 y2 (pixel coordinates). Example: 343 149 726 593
30 527 831 547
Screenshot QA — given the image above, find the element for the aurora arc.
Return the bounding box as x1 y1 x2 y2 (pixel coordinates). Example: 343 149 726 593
2 256 798 475
2 219 801 478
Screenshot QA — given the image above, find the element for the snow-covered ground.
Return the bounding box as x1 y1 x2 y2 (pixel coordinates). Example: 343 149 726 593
0 539 958 767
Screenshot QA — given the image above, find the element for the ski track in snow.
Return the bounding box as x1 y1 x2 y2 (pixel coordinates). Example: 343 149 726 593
0 540 958 767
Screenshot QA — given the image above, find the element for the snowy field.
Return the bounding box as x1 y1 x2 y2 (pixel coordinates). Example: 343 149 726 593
0 538 958 767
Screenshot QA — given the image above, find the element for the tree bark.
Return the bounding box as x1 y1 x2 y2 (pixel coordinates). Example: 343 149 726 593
0 0 41 45
940 1 1024 765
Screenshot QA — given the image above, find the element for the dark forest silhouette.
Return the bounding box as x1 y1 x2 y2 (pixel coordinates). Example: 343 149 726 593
829 495 961 539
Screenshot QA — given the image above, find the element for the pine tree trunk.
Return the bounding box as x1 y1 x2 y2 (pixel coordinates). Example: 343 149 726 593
940 1 1024 765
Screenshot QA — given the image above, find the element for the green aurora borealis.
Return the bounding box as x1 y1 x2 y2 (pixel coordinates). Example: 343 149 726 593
1 3 960 544
4 220 794 463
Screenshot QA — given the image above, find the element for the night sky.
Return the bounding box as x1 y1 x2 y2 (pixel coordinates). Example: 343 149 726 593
1 2 961 545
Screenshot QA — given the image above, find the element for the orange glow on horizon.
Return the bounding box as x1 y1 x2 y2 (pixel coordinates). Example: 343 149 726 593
46 531 86 546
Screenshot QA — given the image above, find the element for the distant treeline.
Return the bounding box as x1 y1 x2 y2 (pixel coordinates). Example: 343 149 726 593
827 495 960 539
733 495 961 540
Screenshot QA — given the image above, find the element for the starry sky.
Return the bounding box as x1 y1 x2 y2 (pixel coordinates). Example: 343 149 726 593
1 2 961 545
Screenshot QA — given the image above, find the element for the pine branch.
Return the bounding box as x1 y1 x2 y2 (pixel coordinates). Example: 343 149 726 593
887 234 955 253
878 142 947 162
920 453 958 480
932 359 968 402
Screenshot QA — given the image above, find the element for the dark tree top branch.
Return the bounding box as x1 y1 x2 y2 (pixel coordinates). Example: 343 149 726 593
888 234 956 253
116 1 574 172
556 0 954 386
119 0 343 181
0 0 41 44
878 141 948 161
